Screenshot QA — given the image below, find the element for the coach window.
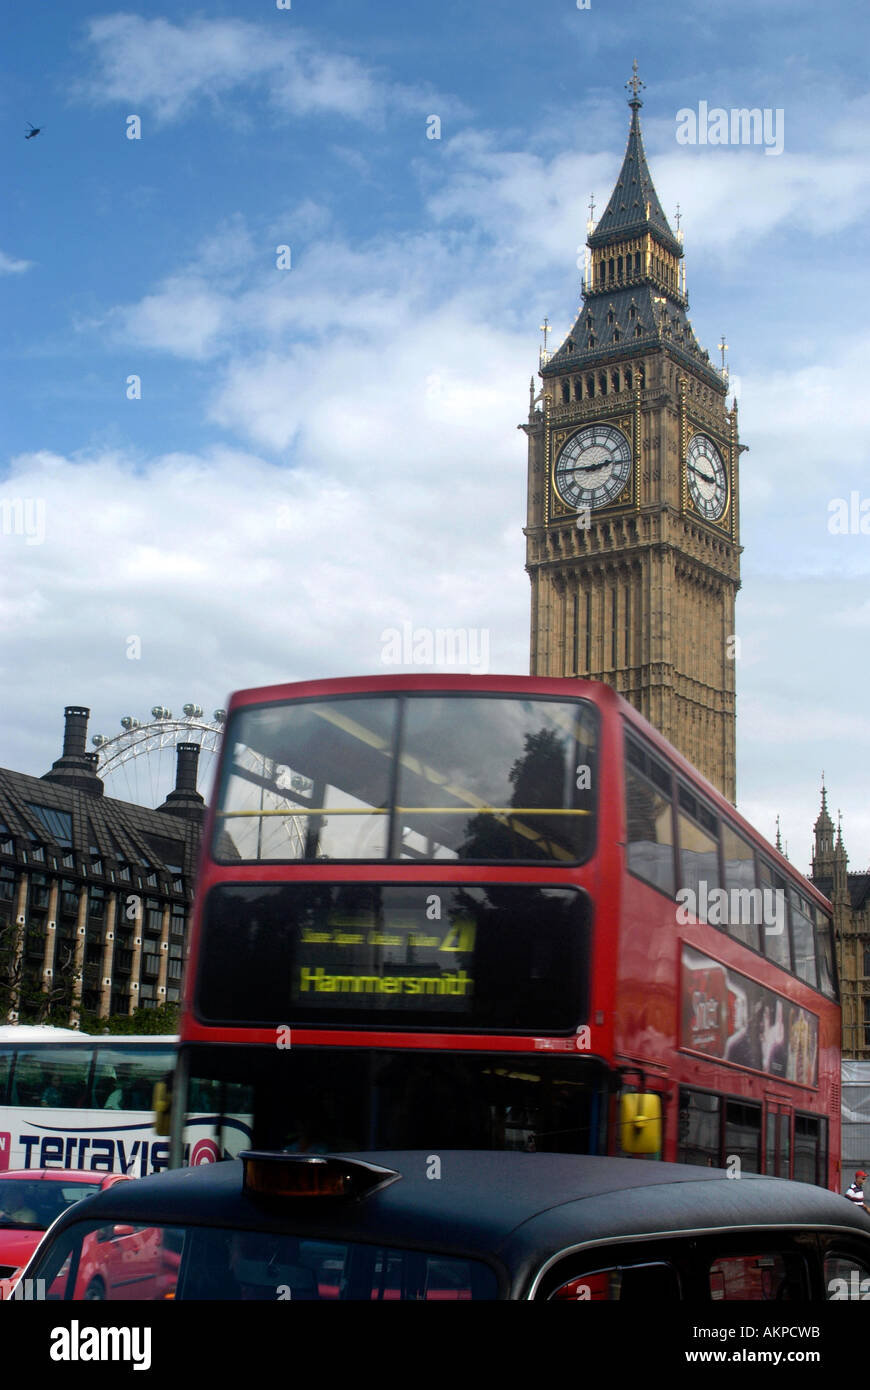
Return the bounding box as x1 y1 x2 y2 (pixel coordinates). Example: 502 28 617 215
815 909 837 999
0 1049 11 1104
724 1100 761 1173
625 738 675 896
789 890 818 989
720 824 760 950
677 1088 720 1167
677 786 720 917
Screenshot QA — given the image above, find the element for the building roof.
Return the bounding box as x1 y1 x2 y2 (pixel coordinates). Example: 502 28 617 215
542 283 723 389
0 766 200 885
589 99 682 257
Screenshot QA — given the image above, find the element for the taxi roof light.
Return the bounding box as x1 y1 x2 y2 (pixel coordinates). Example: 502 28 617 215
240 1152 399 1200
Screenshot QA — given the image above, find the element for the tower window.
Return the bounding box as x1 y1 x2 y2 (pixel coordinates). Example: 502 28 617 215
635 325 642 338
586 314 593 330
586 374 595 398
573 377 582 400
588 336 596 348
608 309 614 325
634 251 641 274
617 256 624 279
625 584 632 664
608 258 615 282
625 367 633 390
562 380 570 403
599 372 607 395
629 304 637 320
611 369 620 391
611 588 618 668
613 329 620 342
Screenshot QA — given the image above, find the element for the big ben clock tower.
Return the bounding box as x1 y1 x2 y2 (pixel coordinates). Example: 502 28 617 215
523 64 742 802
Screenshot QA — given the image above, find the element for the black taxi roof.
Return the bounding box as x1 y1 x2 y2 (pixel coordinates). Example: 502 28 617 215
36 1151 870 1293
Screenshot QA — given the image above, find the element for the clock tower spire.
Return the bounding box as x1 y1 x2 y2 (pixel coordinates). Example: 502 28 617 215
522 66 742 801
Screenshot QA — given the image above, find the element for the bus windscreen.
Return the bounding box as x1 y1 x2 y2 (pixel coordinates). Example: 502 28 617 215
212 694 597 864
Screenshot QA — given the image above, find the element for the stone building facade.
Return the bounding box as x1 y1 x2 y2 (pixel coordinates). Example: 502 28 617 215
0 706 203 1025
810 786 870 1060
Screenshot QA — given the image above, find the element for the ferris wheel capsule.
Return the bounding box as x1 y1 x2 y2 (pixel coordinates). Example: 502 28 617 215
92 734 106 747
151 706 173 720
183 703 203 719
214 709 227 723
120 716 140 731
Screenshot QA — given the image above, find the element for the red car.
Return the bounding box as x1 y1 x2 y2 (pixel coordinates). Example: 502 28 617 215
0 1169 129 1295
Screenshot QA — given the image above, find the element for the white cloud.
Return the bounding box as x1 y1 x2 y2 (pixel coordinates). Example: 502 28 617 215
78 13 457 127
0 249 33 274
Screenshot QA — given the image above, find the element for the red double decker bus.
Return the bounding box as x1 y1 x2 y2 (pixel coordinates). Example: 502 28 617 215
170 674 840 1188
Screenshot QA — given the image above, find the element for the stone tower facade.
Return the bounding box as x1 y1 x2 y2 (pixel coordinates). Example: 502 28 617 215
523 69 742 801
810 784 870 1059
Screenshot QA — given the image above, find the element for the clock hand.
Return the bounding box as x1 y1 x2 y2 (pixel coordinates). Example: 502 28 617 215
571 459 612 474
688 463 716 482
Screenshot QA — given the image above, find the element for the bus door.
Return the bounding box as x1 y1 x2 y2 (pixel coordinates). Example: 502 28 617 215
764 1098 792 1179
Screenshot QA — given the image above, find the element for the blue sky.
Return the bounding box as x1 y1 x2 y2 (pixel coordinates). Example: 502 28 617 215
2 0 869 872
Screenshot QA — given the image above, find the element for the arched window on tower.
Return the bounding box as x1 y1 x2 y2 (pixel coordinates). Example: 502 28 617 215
637 364 645 389
625 367 633 390
611 369 621 391
613 329 620 342
608 257 615 282
561 380 570 404
573 377 582 400
617 255 624 280
634 251 641 274
599 371 608 395
608 309 614 325
586 374 595 398
635 325 643 338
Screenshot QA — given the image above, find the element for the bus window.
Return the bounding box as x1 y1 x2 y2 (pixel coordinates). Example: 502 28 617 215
625 743 675 896
0 1049 11 1105
815 908 837 1000
721 824 760 950
758 861 791 972
794 1114 824 1186
10 1050 90 1108
93 1047 174 1111
723 1100 761 1173
789 891 818 989
677 787 720 914
677 1089 720 1167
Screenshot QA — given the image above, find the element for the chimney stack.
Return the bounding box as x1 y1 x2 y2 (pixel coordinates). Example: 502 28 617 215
158 743 206 824
42 706 104 796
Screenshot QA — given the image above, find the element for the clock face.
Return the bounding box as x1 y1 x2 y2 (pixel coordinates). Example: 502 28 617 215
686 434 727 520
554 425 632 510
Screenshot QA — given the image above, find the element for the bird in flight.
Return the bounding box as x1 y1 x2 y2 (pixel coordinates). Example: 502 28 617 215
25 122 43 139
